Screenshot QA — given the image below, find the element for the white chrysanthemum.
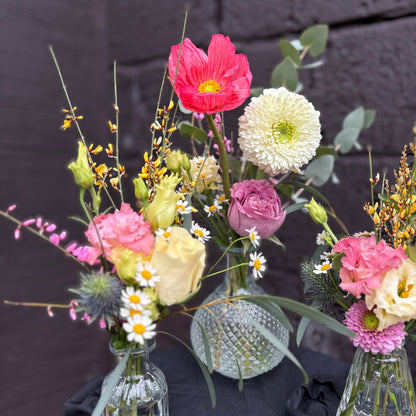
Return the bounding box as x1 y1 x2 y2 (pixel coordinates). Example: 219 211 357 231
122 314 156 344
135 262 160 287
238 87 321 176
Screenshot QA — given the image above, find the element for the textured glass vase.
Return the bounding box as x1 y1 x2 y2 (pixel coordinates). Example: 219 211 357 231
102 340 168 416
336 346 416 416
190 249 290 379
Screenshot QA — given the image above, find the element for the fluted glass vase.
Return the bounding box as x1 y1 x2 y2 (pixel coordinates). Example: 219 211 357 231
102 340 168 416
190 248 290 379
336 346 416 416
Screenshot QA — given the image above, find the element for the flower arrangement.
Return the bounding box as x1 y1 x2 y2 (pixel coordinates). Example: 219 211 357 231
1 18 366 413
302 143 416 414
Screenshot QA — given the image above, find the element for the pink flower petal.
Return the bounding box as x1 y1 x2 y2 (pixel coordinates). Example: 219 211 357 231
14 228 21 240
47 306 54 317
49 233 60 245
45 224 57 233
22 219 36 226
7 204 16 213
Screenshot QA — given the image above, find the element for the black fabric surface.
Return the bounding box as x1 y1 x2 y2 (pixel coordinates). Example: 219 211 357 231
64 346 350 416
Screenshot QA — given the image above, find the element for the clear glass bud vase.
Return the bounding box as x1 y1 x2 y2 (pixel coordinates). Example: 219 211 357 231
102 340 168 416
190 249 290 379
336 346 416 416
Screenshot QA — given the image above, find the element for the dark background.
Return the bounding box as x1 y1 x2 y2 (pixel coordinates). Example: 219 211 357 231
2 1 416 415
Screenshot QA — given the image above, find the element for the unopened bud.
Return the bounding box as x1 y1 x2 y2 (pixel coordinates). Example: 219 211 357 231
304 198 327 225
68 142 94 189
133 177 148 201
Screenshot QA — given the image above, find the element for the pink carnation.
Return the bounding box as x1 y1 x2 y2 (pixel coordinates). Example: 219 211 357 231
345 301 405 355
84 203 154 264
333 235 406 298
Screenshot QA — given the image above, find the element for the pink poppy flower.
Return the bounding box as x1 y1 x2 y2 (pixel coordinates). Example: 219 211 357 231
333 235 406 298
168 34 252 114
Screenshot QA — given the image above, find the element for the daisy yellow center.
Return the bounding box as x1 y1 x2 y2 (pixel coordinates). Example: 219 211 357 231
130 309 142 318
129 294 141 304
272 121 295 142
141 270 152 280
209 205 217 212
176 204 185 212
198 79 221 94
163 231 171 239
194 229 204 238
133 323 146 335
363 311 379 330
254 259 261 270
321 263 331 272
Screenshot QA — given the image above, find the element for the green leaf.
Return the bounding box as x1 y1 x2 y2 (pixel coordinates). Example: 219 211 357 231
300 60 324 69
279 39 301 66
363 109 376 129
300 24 329 57
179 121 208 143
250 87 264 97
315 145 338 158
270 57 298 91
242 296 293 332
266 234 285 250
331 252 345 272
236 360 244 391
303 154 335 186
239 309 309 383
285 201 306 215
406 246 416 263
296 316 311 346
92 348 130 416
275 182 294 197
343 107 365 130
289 180 331 207
334 128 360 154
159 331 216 408
191 316 214 373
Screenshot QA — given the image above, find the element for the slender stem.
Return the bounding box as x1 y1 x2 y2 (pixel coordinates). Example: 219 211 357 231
322 221 338 245
201 263 249 280
113 61 124 203
4 300 70 308
205 113 231 201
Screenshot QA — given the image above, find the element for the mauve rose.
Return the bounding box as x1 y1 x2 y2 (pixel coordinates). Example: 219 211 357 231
227 179 286 238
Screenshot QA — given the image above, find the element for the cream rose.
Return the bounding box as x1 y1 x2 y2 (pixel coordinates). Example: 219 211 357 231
365 258 416 330
184 155 221 193
151 227 206 305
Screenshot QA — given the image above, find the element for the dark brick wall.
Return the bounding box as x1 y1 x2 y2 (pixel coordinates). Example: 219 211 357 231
1 1 416 414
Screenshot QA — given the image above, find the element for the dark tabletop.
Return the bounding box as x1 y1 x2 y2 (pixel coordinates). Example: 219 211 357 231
64 345 350 416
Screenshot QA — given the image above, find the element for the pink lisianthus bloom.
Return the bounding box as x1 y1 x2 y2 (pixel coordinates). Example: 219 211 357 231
168 34 252 114
227 179 286 239
84 203 154 264
333 234 406 298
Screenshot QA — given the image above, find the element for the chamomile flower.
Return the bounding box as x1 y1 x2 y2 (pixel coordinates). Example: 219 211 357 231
122 314 157 344
246 227 260 248
135 262 160 287
249 251 266 279
155 226 172 241
316 230 329 246
204 202 222 217
119 306 152 320
190 221 211 242
216 195 229 204
121 287 151 311
176 199 192 215
313 261 332 275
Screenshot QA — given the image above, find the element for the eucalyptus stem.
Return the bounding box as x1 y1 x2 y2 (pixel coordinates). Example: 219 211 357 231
205 113 231 201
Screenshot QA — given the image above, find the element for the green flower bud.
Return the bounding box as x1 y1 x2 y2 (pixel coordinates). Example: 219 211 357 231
304 198 327 225
68 142 94 189
165 150 183 173
133 177 148 201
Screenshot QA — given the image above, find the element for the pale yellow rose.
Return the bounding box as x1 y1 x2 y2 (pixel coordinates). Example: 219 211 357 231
183 155 222 193
365 258 416 330
151 227 206 305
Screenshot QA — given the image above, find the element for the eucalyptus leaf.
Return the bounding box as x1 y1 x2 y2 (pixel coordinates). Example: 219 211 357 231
343 107 365 130
159 331 216 408
266 234 285 249
91 348 130 416
296 316 311 346
192 316 214 373
363 109 376 129
290 180 331 206
316 145 338 158
179 121 208 143
270 57 298 91
300 24 329 57
300 60 325 69
334 128 360 154
303 154 335 186
280 39 301 66
250 87 264 97
236 360 244 391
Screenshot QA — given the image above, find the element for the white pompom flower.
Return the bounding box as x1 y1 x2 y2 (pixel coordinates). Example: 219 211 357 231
238 87 321 176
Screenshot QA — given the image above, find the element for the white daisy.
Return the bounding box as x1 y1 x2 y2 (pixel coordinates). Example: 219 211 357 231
120 306 152 319
216 195 229 204
316 230 329 246
135 262 160 287
155 226 172 241
121 287 151 311
238 87 321 176
190 221 211 242
313 261 332 275
204 202 222 217
176 199 192 215
245 227 260 248
122 314 157 345
249 251 267 279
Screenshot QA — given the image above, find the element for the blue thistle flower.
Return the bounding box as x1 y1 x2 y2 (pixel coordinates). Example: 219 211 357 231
70 271 123 325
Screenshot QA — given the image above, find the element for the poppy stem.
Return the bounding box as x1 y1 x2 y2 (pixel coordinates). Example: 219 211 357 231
205 113 231 201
